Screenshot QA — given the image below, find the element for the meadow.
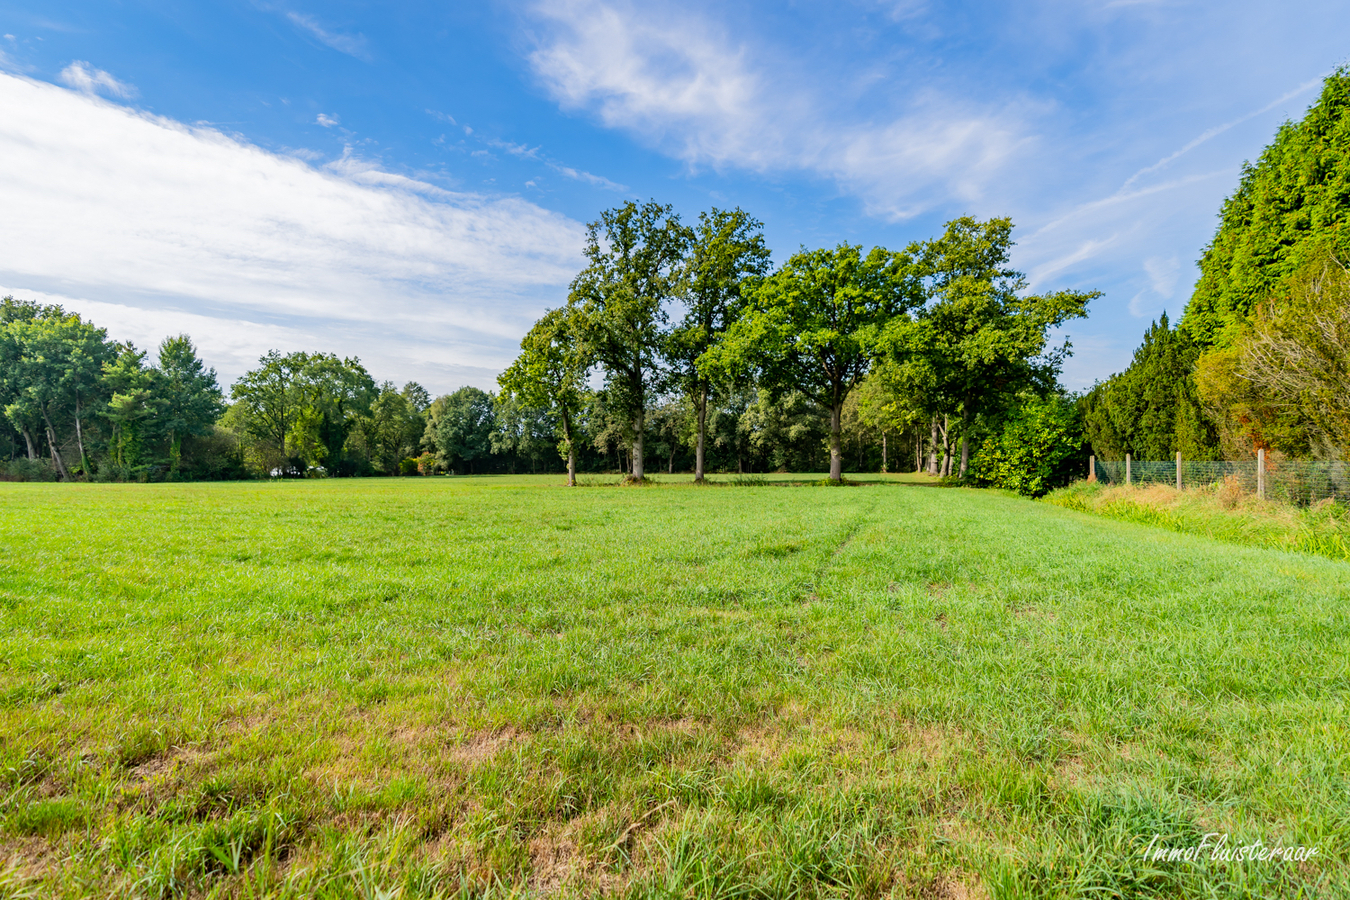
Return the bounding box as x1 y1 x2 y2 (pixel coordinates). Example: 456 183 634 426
0 475 1346 899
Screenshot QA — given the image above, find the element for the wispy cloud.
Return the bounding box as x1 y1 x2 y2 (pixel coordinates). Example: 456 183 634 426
488 137 628 191
0 73 585 391
1120 77 1323 191
58 61 135 98
285 11 370 61
525 0 1027 219
315 112 339 127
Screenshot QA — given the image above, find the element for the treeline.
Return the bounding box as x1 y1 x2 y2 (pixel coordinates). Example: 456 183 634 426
1084 68 1350 464
500 205 1096 489
3 213 1099 490
0 297 237 481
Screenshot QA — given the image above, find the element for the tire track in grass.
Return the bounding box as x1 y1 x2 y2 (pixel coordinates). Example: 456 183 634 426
800 489 882 601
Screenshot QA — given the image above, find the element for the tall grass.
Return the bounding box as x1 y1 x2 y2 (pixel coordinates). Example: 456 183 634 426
1045 479 1350 561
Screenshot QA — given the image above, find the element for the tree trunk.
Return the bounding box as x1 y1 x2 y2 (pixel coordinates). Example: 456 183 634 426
882 432 887 474
170 431 182 477
946 417 954 475
41 411 70 480
22 427 35 461
959 421 970 480
668 442 674 474
829 401 843 482
562 410 576 487
928 417 939 475
695 385 707 482
631 409 645 481
74 395 88 477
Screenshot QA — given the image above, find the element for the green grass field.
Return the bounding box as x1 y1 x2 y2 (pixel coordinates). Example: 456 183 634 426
1 476 1346 899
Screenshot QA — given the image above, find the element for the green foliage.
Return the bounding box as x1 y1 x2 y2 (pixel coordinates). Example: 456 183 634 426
498 307 589 480
425 386 495 473
365 383 425 475
704 243 919 481
156 335 225 474
569 200 690 479
878 217 1096 475
1230 255 1350 458
669 208 772 479
229 351 375 475
1184 67 1350 349
1081 313 1218 461
972 394 1086 496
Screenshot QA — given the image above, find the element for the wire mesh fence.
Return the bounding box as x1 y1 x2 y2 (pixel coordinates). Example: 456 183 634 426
1093 457 1350 505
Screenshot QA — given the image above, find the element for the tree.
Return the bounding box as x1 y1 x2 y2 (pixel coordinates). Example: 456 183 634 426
366 383 424 474
230 351 374 475
851 372 918 473
100 343 159 470
2 310 111 479
1081 313 1217 460
401 382 431 414
648 397 693 474
569 200 690 482
741 389 828 474
705 243 919 482
490 393 558 474
0 297 65 461
230 351 308 472
883 217 1097 478
425 386 495 474
498 307 590 485
669 208 771 481
1235 255 1350 458
1183 68 1350 350
156 335 225 476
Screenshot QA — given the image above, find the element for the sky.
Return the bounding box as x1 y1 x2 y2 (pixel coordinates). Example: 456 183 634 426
1 1 1348 394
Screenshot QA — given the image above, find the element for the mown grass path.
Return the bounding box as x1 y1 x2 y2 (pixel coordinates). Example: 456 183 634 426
1 477 1347 898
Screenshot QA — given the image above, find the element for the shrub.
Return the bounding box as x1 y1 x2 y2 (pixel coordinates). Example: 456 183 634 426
973 395 1087 497
1 458 59 482
398 457 420 476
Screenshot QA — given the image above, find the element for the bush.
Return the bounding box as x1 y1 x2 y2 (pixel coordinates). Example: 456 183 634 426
1 458 58 482
398 457 420 476
972 395 1087 497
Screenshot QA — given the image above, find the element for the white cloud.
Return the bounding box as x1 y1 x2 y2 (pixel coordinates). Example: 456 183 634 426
58 61 136 98
526 0 1027 219
0 73 586 391
285 12 370 61
315 112 339 127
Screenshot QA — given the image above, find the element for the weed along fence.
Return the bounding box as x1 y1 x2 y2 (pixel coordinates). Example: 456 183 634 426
1088 451 1350 505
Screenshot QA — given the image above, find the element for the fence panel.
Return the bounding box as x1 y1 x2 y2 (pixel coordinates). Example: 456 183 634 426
1092 458 1349 505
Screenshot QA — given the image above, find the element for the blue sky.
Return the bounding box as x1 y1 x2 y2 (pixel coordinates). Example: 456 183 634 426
1 1 1348 393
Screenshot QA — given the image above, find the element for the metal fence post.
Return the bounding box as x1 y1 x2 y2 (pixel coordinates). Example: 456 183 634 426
1126 453 1131 486
1176 451 1182 491
1257 448 1265 500
1089 455 1095 482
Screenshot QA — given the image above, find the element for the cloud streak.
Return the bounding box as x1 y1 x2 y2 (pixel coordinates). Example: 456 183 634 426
0 73 586 390
58 61 136 98
285 11 371 60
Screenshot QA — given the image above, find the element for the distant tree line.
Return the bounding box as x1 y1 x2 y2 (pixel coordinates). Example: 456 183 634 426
1084 68 1350 464
1 216 1098 491
1 297 235 481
